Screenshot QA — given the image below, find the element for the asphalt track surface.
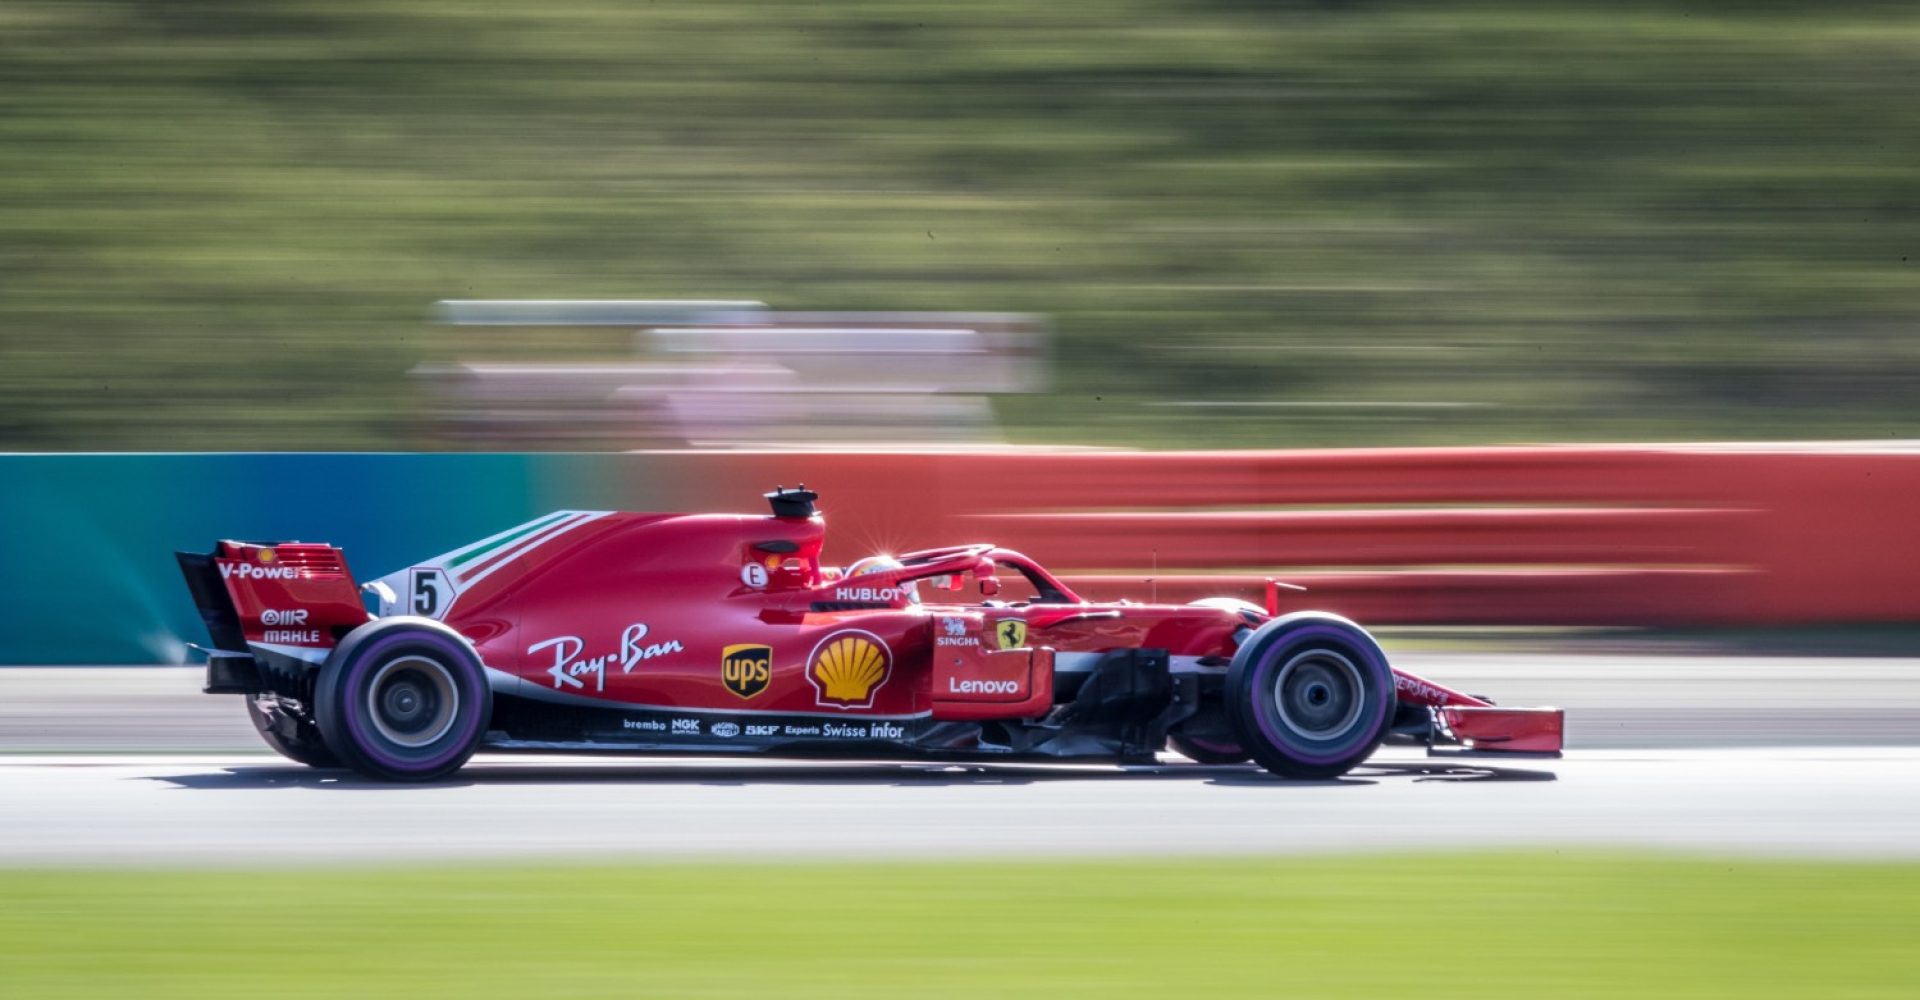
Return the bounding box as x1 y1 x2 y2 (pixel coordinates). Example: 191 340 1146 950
2 654 1917 864
4 749 1917 865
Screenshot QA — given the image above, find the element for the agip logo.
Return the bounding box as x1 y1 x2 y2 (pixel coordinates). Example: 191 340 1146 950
721 644 772 700
806 630 893 709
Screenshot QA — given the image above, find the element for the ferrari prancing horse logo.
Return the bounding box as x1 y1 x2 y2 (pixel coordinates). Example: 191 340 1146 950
994 619 1027 650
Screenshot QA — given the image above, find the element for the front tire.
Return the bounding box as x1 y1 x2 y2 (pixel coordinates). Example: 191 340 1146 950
314 618 491 782
1225 614 1396 779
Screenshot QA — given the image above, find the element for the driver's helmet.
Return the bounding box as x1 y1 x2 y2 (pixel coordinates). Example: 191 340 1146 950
846 554 919 604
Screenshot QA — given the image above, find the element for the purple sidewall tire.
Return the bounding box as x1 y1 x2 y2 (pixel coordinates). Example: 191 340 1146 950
316 618 491 782
1226 616 1395 779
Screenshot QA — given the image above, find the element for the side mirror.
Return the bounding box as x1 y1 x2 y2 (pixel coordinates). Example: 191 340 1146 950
978 577 1001 597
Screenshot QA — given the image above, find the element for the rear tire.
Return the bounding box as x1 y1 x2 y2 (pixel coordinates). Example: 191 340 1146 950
1225 615 1396 780
314 618 491 782
245 698 340 768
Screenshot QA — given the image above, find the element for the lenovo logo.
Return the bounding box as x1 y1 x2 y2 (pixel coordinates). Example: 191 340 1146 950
947 677 1020 695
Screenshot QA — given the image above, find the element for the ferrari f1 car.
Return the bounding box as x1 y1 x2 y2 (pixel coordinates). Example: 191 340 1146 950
177 487 1563 781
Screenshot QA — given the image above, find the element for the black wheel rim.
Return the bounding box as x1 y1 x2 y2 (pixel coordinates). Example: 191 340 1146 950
365 655 459 749
1272 649 1364 741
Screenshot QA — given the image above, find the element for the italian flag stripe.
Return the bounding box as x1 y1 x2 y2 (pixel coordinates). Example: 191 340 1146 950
446 511 573 570
454 512 590 583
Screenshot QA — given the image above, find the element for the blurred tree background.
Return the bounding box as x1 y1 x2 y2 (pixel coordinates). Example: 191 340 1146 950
2 0 1916 450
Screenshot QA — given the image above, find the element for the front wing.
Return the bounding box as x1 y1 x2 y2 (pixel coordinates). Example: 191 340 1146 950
1394 669 1565 757
1428 705 1564 756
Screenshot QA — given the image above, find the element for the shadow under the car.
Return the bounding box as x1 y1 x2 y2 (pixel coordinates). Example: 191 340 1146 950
145 756 1554 790
1360 760 1559 783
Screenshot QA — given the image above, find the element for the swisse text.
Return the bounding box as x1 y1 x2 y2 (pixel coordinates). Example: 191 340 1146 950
947 677 1020 695
818 721 906 739
530 623 685 691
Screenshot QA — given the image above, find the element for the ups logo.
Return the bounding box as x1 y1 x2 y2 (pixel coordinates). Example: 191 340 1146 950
721 644 772 699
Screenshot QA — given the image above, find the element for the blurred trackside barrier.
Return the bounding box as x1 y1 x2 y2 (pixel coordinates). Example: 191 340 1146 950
0 445 1914 664
0 453 661 665
645 446 1920 627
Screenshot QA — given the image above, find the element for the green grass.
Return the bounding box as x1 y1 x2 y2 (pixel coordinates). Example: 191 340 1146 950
3 2 1920 449
3 854 1918 998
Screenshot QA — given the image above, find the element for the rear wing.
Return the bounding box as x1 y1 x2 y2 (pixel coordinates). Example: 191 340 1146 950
175 541 371 673
175 550 248 654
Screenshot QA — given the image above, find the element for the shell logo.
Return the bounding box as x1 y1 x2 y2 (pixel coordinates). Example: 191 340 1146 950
257 547 276 564
806 630 893 709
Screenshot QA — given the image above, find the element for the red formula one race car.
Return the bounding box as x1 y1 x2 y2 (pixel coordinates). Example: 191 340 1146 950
177 487 1563 781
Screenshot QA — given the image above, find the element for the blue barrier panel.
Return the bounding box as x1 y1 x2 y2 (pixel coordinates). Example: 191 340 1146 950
0 454 648 665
